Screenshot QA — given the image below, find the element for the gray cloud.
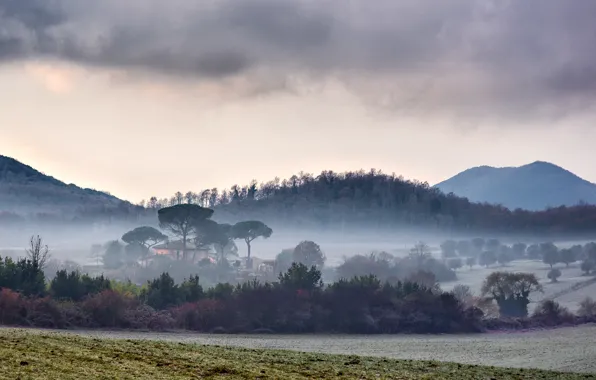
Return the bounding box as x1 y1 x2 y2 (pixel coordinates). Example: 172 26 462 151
2 0 596 121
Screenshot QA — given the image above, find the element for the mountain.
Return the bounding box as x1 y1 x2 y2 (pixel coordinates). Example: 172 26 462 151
0 155 126 216
434 161 596 211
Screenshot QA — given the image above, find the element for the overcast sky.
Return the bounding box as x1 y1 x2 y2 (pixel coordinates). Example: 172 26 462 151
1 0 596 202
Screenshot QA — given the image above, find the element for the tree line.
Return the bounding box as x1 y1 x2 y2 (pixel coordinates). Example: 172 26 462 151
139 170 596 235
437 238 596 280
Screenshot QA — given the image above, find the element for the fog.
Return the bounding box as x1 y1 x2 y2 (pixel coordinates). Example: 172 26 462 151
0 218 587 266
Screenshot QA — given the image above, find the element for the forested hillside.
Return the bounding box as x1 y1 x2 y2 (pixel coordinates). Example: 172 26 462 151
143 170 596 236
0 155 144 224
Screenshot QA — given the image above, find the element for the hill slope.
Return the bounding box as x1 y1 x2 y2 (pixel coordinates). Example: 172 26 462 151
145 169 596 235
435 161 596 211
0 155 126 216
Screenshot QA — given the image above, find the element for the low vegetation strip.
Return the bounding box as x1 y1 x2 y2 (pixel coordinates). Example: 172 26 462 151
0 329 589 380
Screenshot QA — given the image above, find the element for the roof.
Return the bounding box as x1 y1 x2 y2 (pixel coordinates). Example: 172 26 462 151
153 240 210 251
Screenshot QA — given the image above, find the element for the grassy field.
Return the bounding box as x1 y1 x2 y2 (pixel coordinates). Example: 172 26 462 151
0 329 593 379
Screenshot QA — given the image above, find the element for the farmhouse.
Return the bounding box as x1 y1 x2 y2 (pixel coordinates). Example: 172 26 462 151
152 240 212 262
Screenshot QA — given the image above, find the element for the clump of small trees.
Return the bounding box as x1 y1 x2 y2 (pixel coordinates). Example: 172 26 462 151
93 204 274 278
334 242 456 285
438 238 596 280
481 272 543 318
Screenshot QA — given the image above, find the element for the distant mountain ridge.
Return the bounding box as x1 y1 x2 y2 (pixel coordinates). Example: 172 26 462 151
434 161 596 211
0 154 126 215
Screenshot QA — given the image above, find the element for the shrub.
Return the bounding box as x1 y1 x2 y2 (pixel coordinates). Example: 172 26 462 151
110 279 144 297
577 297 596 318
0 288 26 325
26 297 65 329
336 253 394 282
532 300 574 326
172 299 226 331
82 290 135 328
451 284 474 308
123 304 173 330
547 268 562 283
56 301 92 328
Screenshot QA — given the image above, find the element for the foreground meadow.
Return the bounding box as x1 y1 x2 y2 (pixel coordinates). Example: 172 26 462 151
0 329 593 380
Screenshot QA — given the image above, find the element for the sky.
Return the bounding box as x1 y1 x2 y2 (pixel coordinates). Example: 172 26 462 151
1 0 596 202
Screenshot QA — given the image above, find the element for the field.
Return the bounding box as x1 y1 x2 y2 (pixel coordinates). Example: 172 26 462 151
0 329 593 380
440 259 595 312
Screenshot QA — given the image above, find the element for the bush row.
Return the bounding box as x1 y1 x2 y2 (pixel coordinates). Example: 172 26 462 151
2 257 596 334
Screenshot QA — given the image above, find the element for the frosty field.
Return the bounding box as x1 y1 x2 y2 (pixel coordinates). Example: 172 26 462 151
1 326 595 379
28 323 596 374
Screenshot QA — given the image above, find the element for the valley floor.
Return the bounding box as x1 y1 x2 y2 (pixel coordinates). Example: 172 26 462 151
0 328 592 380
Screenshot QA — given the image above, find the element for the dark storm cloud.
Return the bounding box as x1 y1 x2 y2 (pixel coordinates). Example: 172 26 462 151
1 0 596 119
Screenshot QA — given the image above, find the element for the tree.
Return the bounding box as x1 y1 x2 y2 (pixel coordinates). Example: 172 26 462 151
541 243 559 268
497 246 513 266
158 204 214 261
511 243 527 259
194 220 236 264
405 270 439 292
471 238 485 254
26 235 50 269
124 243 144 267
408 242 432 265
481 272 543 317
571 245 584 260
232 220 273 269
102 240 124 270
466 256 476 268
447 258 463 271
274 248 295 275
141 272 182 310
440 240 457 259
526 244 541 260
122 226 168 265
456 240 473 257
122 226 168 249
581 260 594 275
279 263 323 292
583 242 596 262
336 252 395 282
293 241 325 268
486 239 501 251
451 284 474 307
558 248 577 268
547 268 561 283
479 251 497 268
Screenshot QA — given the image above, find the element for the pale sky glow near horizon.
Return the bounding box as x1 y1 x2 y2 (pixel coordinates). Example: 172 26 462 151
1 1 596 202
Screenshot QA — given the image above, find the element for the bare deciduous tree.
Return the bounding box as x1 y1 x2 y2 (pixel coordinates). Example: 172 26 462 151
26 235 50 269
